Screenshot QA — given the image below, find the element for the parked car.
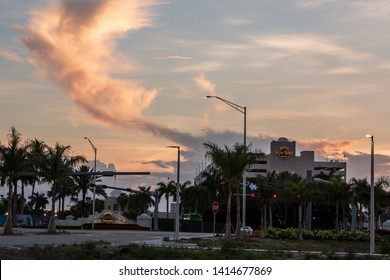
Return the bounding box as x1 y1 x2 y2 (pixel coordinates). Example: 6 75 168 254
240 226 253 234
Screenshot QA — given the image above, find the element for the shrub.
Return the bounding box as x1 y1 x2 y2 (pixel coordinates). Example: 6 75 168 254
265 227 373 241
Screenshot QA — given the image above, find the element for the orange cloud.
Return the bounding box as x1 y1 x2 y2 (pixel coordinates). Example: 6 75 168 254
193 73 216 95
301 139 357 159
18 0 159 126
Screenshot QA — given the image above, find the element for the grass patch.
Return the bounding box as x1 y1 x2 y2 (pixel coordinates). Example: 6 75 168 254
0 238 389 260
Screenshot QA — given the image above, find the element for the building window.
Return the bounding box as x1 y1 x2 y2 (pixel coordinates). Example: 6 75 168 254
247 168 267 173
113 204 119 211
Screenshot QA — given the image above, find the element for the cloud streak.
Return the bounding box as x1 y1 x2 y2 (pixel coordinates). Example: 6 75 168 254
0 48 23 62
253 34 369 61
18 0 159 126
154 55 191 60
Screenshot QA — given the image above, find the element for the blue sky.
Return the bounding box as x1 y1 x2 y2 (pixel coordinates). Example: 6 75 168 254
1 0 390 198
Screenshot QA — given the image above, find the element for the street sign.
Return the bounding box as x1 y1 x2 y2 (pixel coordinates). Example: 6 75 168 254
171 203 179 213
212 201 219 214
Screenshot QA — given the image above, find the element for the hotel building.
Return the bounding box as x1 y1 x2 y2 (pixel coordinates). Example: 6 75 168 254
195 137 346 184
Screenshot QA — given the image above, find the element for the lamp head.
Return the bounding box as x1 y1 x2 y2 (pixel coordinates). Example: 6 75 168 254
366 134 373 139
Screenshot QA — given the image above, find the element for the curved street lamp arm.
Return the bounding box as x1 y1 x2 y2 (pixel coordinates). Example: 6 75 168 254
205 95 246 114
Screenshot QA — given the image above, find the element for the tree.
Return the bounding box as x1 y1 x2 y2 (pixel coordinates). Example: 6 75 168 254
26 139 47 208
72 165 95 218
374 176 390 226
199 165 222 202
254 171 278 232
56 176 76 218
117 192 129 212
157 180 176 219
178 180 191 215
0 127 29 235
204 141 264 239
349 178 369 229
182 184 209 214
40 143 86 234
135 185 155 214
29 192 49 215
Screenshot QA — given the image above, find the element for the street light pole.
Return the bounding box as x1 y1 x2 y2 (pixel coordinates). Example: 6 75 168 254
84 137 97 230
366 134 375 254
205 95 248 227
167 145 180 240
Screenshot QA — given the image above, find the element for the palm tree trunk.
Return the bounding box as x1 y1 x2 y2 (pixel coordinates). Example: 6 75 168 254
13 183 18 215
268 204 273 227
298 203 303 240
335 202 339 232
166 194 169 219
31 182 35 202
81 192 86 218
225 191 232 240
235 189 241 239
20 182 25 214
4 185 14 235
62 197 66 214
47 185 57 234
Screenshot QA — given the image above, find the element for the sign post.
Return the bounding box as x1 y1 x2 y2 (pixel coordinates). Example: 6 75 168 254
212 201 219 246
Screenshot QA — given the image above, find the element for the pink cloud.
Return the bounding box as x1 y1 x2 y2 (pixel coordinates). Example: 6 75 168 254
300 139 356 159
18 0 159 126
0 49 23 62
193 73 216 95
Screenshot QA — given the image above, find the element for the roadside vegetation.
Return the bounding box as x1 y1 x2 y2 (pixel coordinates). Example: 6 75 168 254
0 235 389 260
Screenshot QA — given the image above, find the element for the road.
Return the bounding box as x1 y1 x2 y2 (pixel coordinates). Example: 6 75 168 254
0 228 213 248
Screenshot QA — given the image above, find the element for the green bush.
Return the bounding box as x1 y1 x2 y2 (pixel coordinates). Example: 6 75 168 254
265 227 373 242
380 236 390 254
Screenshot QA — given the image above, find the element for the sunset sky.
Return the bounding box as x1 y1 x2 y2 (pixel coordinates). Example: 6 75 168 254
1 0 390 197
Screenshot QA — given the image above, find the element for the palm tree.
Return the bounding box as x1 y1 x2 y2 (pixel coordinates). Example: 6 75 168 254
178 180 191 215
182 184 209 214
254 171 278 231
374 176 390 227
315 170 352 231
135 185 155 214
204 141 263 239
26 139 47 203
117 192 129 212
56 176 76 218
157 180 176 219
286 178 308 239
350 177 369 229
0 127 29 235
272 171 303 227
73 165 95 218
29 192 49 215
40 143 86 234
199 165 222 202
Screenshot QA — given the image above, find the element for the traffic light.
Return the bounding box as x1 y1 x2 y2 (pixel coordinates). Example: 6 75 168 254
273 193 277 198
251 193 255 198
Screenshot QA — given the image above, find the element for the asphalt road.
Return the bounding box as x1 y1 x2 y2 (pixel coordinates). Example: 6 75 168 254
0 228 213 248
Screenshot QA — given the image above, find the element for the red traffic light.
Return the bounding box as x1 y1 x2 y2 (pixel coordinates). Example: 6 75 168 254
251 193 255 198
273 194 277 198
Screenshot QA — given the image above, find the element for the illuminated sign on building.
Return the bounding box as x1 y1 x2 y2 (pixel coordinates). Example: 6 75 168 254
275 146 293 160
